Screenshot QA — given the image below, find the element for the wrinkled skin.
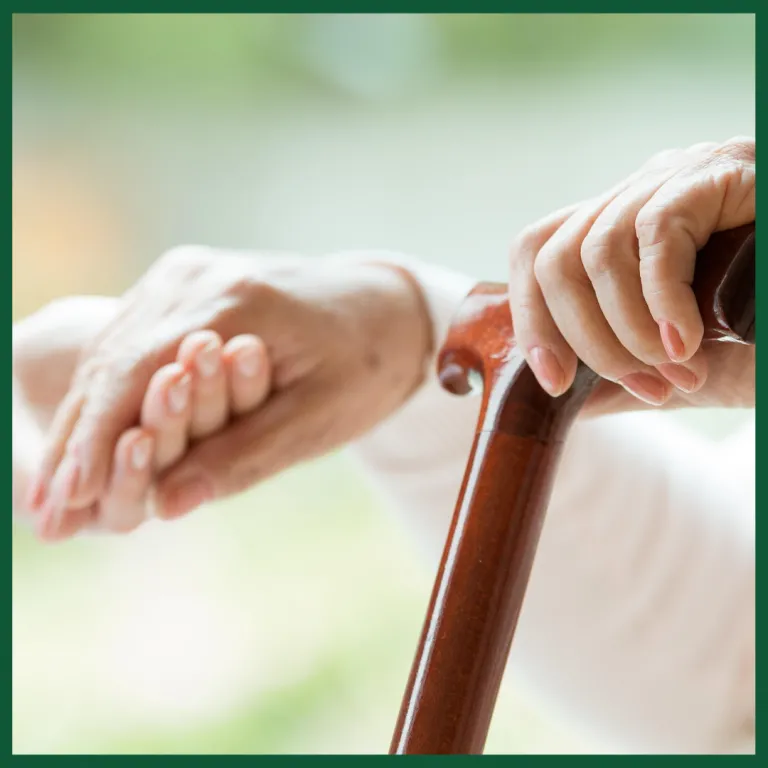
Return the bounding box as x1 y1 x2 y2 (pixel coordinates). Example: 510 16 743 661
20 253 431 536
508 137 755 408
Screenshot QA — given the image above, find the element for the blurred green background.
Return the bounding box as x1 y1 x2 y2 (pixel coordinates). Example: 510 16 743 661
12 13 754 754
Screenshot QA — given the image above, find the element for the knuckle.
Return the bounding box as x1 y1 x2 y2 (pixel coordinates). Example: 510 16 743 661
533 245 565 289
581 245 614 280
511 223 543 259
635 208 669 250
580 227 623 278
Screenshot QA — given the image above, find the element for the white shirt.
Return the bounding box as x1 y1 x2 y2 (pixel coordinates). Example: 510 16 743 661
349 259 755 754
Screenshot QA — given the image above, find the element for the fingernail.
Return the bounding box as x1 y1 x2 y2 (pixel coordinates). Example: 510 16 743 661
529 347 565 395
25 475 47 511
619 372 672 406
656 363 700 394
160 476 214 519
659 321 686 362
236 347 260 378
196 342 220 378
130 436 153 471
44 459 80 534
36 502 74 543
168 374 191 414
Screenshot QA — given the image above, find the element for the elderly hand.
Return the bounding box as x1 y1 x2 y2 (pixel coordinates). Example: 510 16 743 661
30 249 432 537
15 295 272 539
508 136 755 408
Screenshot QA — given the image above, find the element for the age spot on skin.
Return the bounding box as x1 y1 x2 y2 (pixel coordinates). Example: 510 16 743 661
365 351 382 371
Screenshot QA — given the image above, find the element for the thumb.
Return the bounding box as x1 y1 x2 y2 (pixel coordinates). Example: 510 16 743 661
153 383 333 519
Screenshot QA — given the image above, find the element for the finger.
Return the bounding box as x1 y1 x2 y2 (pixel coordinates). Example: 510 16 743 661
37 504 96 543
534 200 671 403
511 162 672 397
581 165 684 367
35 455 84 541
655 346 708 395
28 387 84 510
152 381 326 520
176 331 228 439
636 138 755 362
509 203 581 395
141 363 192 471
97 428 155 533
57 355 159 509
222 335 271 416
24 477 47 512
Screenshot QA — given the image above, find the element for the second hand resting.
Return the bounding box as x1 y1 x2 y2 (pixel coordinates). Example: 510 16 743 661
31 329 270 540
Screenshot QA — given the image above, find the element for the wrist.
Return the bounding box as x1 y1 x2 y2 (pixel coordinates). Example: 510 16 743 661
341 261 435 403
326 249 477 366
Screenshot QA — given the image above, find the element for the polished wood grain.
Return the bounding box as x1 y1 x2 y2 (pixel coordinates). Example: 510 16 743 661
391 223 755 755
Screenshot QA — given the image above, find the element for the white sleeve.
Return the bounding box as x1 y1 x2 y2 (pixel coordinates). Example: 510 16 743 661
348 257 755 755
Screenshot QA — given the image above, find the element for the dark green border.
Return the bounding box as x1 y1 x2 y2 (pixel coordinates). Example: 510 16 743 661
3 3 765 12
8 6 760 759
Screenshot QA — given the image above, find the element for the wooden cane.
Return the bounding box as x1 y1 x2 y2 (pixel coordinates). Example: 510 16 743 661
390 222 755 754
